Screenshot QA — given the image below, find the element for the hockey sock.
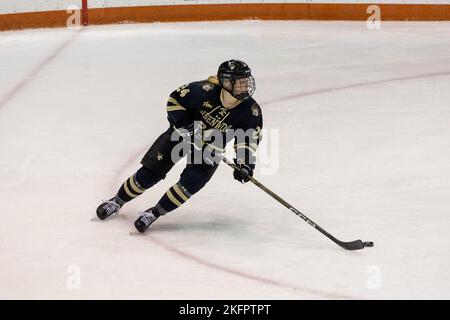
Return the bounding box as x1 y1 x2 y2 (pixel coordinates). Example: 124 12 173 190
154 182 192 215
116 166 161 204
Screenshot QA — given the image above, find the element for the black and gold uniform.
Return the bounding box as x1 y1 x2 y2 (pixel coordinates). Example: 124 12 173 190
124 75 262 215
142 76 262 176
97 60 262 232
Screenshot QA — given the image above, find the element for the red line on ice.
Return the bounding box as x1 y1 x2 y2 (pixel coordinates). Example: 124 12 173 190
114 149 356 300
5 24 448 300
107 62 450 300
108 39 450 302
0 29 82 111
148 234 356 299
262 70 450 106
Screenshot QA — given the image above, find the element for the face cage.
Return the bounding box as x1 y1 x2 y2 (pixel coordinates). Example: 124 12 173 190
231 75 256 100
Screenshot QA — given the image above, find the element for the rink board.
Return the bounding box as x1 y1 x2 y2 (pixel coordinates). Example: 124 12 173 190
1 2 450 31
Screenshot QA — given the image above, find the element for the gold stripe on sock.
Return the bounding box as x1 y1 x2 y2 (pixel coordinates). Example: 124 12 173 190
124 181 140 198
173 184 189 202
166 190 182 207
129 176 144 194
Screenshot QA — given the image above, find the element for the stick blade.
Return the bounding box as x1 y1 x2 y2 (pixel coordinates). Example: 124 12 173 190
339 239 366 250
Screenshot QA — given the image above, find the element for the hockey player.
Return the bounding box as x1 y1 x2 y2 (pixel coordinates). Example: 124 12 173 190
96 60 263 233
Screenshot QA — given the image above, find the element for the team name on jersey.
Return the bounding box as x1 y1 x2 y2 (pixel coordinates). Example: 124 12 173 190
199 108 233 132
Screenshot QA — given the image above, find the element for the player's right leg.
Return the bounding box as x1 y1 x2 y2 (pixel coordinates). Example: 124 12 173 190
96 127 180 220
96 166 162 220
134 161 219 232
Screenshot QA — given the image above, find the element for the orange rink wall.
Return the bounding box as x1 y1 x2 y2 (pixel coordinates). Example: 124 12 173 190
1 3 450 32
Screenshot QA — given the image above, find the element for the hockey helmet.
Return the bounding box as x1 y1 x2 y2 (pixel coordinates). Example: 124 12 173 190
217 60 255 100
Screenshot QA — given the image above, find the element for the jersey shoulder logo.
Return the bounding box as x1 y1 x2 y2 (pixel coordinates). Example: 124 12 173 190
202 83 214 92
251 103 259 117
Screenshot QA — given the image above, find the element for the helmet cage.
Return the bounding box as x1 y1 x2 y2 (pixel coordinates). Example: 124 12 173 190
229 75 255 100
218 60 255 100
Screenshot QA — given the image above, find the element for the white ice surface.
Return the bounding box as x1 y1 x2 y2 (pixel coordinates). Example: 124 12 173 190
0 21 449 299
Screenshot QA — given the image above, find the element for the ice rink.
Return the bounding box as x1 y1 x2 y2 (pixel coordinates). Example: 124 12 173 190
0 20 449 299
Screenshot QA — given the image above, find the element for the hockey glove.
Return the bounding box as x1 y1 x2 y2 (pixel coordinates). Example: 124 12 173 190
233 159 254 183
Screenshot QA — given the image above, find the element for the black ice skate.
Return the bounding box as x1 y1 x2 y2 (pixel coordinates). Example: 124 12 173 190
96 198 122 220
134 208 160 233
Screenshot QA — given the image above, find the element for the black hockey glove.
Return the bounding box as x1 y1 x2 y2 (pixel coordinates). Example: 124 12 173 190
233 159 254 183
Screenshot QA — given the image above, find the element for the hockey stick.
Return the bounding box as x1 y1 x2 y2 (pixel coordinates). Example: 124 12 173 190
221 157 374 250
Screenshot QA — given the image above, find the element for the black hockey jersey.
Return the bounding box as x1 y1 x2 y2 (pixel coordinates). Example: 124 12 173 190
166 76 263 165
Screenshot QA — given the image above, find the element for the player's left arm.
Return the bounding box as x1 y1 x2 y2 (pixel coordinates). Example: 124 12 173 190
233 102 263 183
